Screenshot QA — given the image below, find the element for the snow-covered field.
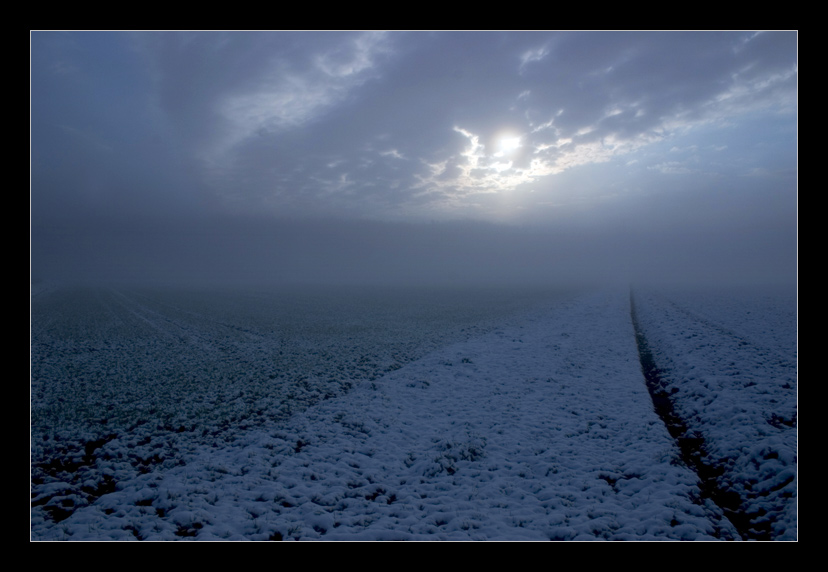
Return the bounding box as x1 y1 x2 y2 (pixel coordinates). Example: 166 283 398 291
30 283 796 540
631 286 797 540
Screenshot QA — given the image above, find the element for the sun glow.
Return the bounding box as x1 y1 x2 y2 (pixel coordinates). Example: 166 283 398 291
497 136 521 155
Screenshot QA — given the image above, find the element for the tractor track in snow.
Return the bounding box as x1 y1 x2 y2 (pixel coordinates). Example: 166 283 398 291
629 288 796 540
630 291 745 540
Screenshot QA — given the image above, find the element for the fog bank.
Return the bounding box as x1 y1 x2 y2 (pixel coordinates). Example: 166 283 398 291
31 211 795 288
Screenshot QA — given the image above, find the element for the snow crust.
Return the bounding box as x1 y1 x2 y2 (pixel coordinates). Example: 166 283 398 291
31 284 796 541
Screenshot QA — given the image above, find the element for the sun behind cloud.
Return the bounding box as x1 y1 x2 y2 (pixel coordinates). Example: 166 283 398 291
496 135 521 156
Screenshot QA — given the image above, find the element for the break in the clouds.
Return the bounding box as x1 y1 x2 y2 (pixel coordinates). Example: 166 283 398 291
31 31 797 285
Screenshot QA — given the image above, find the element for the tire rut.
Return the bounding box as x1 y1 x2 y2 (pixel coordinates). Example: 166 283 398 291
629 290 755 541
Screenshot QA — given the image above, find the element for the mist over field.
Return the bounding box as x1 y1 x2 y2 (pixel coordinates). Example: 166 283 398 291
31 207 795 288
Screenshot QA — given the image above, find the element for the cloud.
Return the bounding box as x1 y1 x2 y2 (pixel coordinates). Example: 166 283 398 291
649 161 694 175
216 32 391 154
519 44 550 72
31 30 797 279
138 32 393 171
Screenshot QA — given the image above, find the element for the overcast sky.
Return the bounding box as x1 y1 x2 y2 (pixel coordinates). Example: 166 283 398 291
31 31 797 286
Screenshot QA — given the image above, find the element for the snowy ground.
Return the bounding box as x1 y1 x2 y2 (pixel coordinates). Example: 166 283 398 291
30 284 796 540
631 286 797 540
